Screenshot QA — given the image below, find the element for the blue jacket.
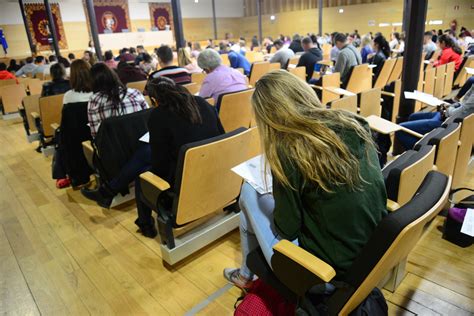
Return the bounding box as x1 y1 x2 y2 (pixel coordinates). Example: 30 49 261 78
228 51 251 76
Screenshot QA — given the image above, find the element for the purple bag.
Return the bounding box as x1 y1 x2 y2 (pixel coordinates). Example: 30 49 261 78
442 188 474 248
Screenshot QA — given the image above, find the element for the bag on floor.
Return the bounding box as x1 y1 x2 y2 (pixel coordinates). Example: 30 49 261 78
442 188 474 248
234 279 296 316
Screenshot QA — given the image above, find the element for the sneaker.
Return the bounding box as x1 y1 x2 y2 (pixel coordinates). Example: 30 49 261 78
223 268 253 290
81 186 114 208
56 178 71 189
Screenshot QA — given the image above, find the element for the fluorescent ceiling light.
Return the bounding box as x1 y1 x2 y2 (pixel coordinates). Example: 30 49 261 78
428 20 443 25
270 15 276 21
392 22 402 26
338 8 344 13
379 23 390 27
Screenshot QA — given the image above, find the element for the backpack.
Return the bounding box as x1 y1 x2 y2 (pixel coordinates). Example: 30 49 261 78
234 279 296 316
442 188 474 247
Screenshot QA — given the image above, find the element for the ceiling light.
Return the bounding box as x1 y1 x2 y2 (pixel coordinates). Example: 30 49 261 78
338 8 344 13
378 23 390 27
270 15 276 21
392 22 402 26
428 20 443 25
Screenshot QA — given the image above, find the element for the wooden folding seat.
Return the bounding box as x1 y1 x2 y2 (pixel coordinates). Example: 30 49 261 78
183 82 200 95
329 94 357 113
191 72 206 85
31 94 64 151
387 57 403 85
249 62 279 86
286 56 300 69
126 80 147 93
359 87 382 117
318 72 341 105
380 79 402 123
453 55 473 87
221 54 230 66
0 83 27 114
246 171 450 314
28 78 43 96
443 62 455 97
423 67 436 95
20 94 40 140
345 64 373 94
217 89 254 132
433 64 446 99
36 72 45 80
0 79 17 88
139 128 253 264
373 58 397 89
288 66 306 81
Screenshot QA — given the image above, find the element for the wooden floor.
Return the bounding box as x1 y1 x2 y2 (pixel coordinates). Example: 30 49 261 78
0 116 473 316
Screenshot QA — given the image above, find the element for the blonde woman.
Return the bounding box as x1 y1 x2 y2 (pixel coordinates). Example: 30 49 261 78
224 70 387 290
360 34 373 63
178 48 202 74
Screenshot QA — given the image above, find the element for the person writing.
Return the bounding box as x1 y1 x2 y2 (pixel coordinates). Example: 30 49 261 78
223 70 387 289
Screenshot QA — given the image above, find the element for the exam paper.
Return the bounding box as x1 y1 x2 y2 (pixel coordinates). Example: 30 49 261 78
231 155 273 194
333 88 356 97
139 132 150 143
404 90 448 107
460 208 474 237
465 67 474 75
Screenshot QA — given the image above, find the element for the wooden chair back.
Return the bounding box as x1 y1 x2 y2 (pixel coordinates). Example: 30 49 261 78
433 64 446 99
423 67 436 95
191 72 206 85
387 57 403 84
247 127 262 159
174 128 252 225
22 94 40 132
453 55 473 87
345 64 373 94
359 88 381 117
0 84 27 113
330 95 357 113
219 89 254 132
28 78 43 96
126 80 147 93
39 94 64 138
433 124 461 177
287 56 300 69
373 58 397 89
289 66 306 81
451 114 474 188
249 62 279 86
183 82 200 95
221 54 230 66
443 62 455 97
0 79 17 88
321 72 341 105
390 79 402 123
36 72 45 80
246 51 264 64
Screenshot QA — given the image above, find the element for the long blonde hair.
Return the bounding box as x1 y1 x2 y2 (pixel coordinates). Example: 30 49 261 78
252 70 374 193
178 48 192 67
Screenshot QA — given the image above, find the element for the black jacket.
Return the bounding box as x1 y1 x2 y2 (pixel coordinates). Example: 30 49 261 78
289 40 304 54
297 48 323 82
41 79 70 97
369 51 387 83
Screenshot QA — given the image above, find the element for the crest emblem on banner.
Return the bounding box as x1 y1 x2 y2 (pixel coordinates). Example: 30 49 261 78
38 20 50 36
102 11 118 31
156 16 167 30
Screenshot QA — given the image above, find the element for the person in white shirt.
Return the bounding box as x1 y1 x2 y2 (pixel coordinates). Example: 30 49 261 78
389 32 400 50
43 55 58 77
423 31 438 59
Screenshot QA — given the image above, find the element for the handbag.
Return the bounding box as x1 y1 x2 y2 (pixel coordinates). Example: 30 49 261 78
442 188 474 247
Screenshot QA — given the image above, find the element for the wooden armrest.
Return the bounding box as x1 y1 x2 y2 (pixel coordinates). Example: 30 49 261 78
399 126 423 139
18 105 25 110
309 84 323 91
31 111 40 119
387 199 401 212
51 123 59 131
381 91 395 97
139 171 171 208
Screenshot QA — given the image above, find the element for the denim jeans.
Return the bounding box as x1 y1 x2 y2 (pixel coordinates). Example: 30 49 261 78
457 76 474 99
396 111 442 150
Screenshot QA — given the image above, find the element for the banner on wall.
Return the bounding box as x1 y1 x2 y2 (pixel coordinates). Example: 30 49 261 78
24 3 68 51
84 0 132 34
149 3 173 31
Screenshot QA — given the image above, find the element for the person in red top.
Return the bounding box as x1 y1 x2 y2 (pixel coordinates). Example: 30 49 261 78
432 34 463 71
0 62 18 83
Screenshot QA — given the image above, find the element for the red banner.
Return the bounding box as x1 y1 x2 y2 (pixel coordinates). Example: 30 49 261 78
149 3 173 31
24 3 68 51
84 0 132 34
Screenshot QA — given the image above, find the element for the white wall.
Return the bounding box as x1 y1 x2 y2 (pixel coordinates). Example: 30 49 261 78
0 0 245 25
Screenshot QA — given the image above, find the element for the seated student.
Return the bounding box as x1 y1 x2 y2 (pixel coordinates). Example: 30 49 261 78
134 45 147 65
43 55 57 77
104 50 118 69
149 45 191 84
334 32 362 85
288 34 304 54
15 57 37 77
53 59 94 188
392 32 405 57
269 39 295 69
223 70 387 289
389 32 400 50
81 77 225 237
7 59 21 73
41 63 70 97
228 49 251 76
297 36 323 82
68 53 76 63
395 86 474 151
432 34 463 71
329 32 340 63
262 37 274 54
197 49 248 103
139 53 157 74
218 42 229 55
32 56 47 77
423 31 437 60
191 42 202 59
87 63 149 138
451 76 474 103
116 61 148 86
360 34 373 63
177 48 202 74
0 62 18 83
368 35 391 82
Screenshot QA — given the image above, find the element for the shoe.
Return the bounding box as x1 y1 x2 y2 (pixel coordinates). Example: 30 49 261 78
56 178 71 189
134 219 158 239
223 268 254 290
81 186 114 208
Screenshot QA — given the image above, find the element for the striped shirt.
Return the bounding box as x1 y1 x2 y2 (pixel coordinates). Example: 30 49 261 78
149 66 191 84
88 88 149 137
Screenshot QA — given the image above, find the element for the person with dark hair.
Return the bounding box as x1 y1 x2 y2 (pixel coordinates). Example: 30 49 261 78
41 63 70 97
0 62 18 82
389 32 400 50
289 34 304 53
134 45 147 65
129 47 137 56
103 50 117 69
68 53 75 62
63 59 93 104
138 52 156 74
432 34 463 71
423 31 437 60
87 63 148 138
118 47 134 62
58 56 71 69
7 59 21 73
218 42 229 54
368 35 391 81
329 32 340 62
334 32 362 84
228 48 251 75
42 55 57 77
15 56 37 76
250 36 259 51
82 77 224 233
269 39 295 69
392 32 405 56
431 29 438 43
32 55 46 77
116 61 148 85
83 51 96 66
297 37 323 82
149 45 191 84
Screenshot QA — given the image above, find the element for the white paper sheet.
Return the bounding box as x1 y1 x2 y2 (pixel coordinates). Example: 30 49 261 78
231 155 273 194
139 132 150 143
460 208 474 237
368 64 377 68
403 90 448 107
465 67 474 75
333 88 356 97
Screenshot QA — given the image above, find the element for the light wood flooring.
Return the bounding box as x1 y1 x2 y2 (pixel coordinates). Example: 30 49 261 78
0 117 473 315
